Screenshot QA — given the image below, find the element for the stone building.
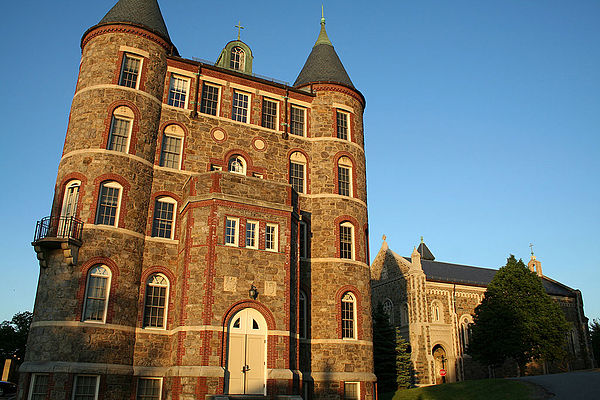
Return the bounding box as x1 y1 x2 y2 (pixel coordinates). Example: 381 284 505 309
371 238 594 385
23 0 375 399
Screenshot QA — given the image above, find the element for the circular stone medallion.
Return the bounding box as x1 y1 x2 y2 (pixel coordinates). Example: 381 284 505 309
253 138 266 151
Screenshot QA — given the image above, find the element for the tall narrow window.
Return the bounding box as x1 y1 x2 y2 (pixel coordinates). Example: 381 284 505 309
432 302 441 322
137 378 162 400
95 181 122 226
336 110 350 140
262 98 278 129
228 155 246 175
383 299 394 324
245 220 258 249
29 374 49 400
152 197 176 239
59 180 81 238
401 303 409 326
119 54 141 89
83 265 111 322
167 76 188 108
299 290 307 339
230 46 245 71
73 375 99 400
339 222 354 260
200 83 220 116
225 217 239 246
337 156 353 197
107 106 134 153
341 292 356 339
265 223 278 252
143 274 169 329
159 135 182 169
290 106 305 136
289 152 307 194
460 317 471 351
232 91 249 123
343 382 360 400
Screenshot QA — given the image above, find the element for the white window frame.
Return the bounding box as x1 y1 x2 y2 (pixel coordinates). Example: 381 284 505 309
339 222 355 260
341 292 357 340
265 223 278 252
167 75 190 109
336 110 350 141
159 133 184 170
343 382 360 400
82 265 112 323
261 97 279 131
143 273 170 330
225 217 239 246
119 53 143 89
230 46 246 71
232 90 251 123
95 181 123 227
337 157 353 197
200 82 221 116
107 114 133 154
152 197 177 240
290 105 306 136
228 155 247 175
136 377 163 400
72 375 100 400
28 373 49 400
210 164 223 171
245 220 258 249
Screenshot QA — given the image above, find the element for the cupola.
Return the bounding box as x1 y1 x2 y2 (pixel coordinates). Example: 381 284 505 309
216 23 254 75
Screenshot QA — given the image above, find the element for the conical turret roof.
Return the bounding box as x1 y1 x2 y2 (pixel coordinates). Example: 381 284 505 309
294 17 354 89
97 0 171 42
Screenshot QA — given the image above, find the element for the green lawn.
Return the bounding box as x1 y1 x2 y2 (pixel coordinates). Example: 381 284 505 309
381 379 542 400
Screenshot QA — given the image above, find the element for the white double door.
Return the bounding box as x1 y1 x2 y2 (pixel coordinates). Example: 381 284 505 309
226 308 267 395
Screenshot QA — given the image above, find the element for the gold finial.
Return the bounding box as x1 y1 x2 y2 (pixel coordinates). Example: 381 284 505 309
529 243 534 257
321 4 325 24
235 21 244 40
382 234 386 241
420 236 424 244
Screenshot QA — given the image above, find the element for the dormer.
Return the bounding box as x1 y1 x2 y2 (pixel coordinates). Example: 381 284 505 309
216 40 254 75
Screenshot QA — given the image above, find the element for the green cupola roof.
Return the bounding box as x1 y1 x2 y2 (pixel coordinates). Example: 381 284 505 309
96 0 172 43
294 11 354 89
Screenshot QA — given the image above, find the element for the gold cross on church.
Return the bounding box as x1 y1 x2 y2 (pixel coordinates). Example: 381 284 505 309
529 243 534 256
235 21 244 40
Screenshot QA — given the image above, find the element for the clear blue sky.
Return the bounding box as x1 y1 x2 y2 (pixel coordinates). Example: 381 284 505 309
0 1 598 323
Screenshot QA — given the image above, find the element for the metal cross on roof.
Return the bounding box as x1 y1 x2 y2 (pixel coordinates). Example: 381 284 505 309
235 21 244 40
529 243 534 256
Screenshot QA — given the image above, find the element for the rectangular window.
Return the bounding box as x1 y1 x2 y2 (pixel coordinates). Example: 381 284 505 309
232 91 249 123
338 166 351 196
200 83 220 116
265 223 278 252
341 294 356 339
225 217 239 246
210 164 222 171
167 76 188 108
290 162 305 193
143 282 167 328
340 224 353 260
299 221 307 259
159 135 182 169
29 374 49 400
152 200 175 239
137 378 162 400
290 106 305 136
245 220 258 249
119 54 141 89
262 98 278 130
73 375 99 400
343 383 360 400
95 184 120 226
107 117 130 153
337 110 349 140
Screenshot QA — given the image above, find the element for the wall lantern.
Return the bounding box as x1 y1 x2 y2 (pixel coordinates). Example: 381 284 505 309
249 284 259 300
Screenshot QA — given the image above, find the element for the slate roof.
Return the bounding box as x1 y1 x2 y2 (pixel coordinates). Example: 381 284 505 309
417 242 435 260
401 256 575 297
97 0 171 43
294 22 354 88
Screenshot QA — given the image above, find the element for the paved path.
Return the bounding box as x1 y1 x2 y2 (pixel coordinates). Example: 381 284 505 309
517 369 600 399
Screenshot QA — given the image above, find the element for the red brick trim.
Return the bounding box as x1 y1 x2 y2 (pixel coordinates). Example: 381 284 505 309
76 257 121 323
156 121 188 169
82 24 173 53
335 285 363 340
147 191 182 239
88 174 131 228
334 215 362 262
54 172 88 219
311 83 365 107
333 151 358 199
221 300 277 330
102 101 142 156
137 266 176 329
363 224 370 266
208 149 266 178
287 148 311 195
111 49 149 93
210 127 228 143
251 136 268 152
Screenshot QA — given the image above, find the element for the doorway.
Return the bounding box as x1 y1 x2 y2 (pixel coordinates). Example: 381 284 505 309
432 344 447 384
58 181 80 237
226 308 267 394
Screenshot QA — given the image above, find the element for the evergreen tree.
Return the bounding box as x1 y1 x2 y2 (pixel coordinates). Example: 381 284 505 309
590 319 600 364
372 303 398 393
469 255 569 375
395 332 413 389
0 311 32 361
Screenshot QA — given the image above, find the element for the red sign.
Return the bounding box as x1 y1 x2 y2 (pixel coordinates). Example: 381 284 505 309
439 369 446 376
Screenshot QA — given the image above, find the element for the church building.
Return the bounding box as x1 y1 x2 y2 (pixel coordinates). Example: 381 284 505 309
370 237 594 385
23 0 374 399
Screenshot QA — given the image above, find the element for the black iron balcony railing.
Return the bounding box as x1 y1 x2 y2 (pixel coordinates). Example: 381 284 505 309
34 216 84 243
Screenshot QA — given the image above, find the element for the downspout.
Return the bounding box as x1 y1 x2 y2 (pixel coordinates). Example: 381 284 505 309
191 66 202 118
282 89 289 139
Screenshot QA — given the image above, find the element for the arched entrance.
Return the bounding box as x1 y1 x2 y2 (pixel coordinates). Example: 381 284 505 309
432 344 447 384
225 308 267 394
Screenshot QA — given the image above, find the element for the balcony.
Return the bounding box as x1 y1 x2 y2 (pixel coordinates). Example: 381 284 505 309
32 216 83 267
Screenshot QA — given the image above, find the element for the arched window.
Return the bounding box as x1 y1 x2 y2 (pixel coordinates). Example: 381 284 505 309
337 156 353 197
383 299 394 325
299 290 307 339
107 106 134 153
339 222 354 260
341 292 357 339
289 152 307 193
401 303 409 326
143 273 169 329
58 180 81 238
152 197 177 239
431 301 441 323
459 316 473 352
95 181 123 226
230 46 245 71
159 124 184 169
82 265 111 322
228 155 246 175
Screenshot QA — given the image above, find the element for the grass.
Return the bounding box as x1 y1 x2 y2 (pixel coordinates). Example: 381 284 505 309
380 378 541 400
